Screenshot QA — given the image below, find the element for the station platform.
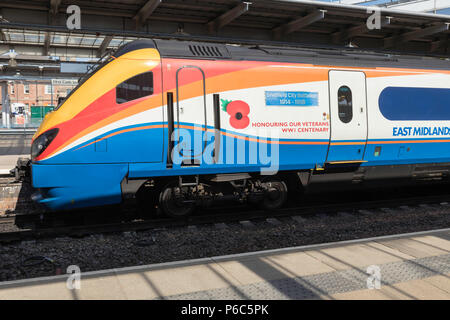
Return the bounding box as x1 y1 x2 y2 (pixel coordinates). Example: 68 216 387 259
0 228 448 300
0 132 33 175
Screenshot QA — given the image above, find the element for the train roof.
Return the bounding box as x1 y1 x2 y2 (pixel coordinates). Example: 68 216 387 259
115 39 450 71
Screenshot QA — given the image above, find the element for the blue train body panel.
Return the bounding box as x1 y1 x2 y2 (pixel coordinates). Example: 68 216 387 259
32 163 128 210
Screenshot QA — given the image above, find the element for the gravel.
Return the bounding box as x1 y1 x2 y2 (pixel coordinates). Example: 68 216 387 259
0 203 449 283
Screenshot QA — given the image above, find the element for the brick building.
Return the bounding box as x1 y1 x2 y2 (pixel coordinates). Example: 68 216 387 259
1 81 75 112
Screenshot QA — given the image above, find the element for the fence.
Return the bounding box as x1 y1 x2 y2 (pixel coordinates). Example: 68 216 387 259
1 106 55 129
1 79 76 130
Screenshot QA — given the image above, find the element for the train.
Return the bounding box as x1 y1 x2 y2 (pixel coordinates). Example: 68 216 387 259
30 39 450 216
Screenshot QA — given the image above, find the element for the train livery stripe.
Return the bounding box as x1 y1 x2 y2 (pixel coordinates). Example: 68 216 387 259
72 123 330 154
75 124 166 151
38 93 164 161
37 62 322 159
35 48 162 137
35 58 274 142
41 69 420 161
34 50 442 161
65 122 450 160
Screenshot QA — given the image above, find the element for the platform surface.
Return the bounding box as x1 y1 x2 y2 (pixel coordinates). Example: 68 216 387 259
0 229 449 300
0 133 33 173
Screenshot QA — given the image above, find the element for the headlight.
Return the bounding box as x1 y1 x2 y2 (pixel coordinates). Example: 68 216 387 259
31 128 59 160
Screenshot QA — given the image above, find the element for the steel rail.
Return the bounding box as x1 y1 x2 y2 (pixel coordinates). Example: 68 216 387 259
1 191 449 244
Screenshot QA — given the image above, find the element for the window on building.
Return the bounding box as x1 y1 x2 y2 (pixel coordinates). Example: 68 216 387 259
116 72 153 104
24 84 30 94
337 86 353 123
45 85 53 95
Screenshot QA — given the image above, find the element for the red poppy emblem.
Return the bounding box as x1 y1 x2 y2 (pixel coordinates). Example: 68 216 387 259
221 99 250 130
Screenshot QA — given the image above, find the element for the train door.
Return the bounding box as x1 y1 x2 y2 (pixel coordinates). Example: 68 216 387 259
174 66 208 165
326 70 368 163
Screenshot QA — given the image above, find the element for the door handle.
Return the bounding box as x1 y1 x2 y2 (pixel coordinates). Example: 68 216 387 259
213 94 221 164
167 92 175 167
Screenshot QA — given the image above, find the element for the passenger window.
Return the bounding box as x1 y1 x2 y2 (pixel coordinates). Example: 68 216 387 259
337 86 353 123
116 72 153 104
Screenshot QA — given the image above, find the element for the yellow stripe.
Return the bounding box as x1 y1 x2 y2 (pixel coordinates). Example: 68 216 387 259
35 48 161 139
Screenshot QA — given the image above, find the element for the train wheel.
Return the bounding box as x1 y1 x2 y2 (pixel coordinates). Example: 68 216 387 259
159 182 195 217
260 179 288 211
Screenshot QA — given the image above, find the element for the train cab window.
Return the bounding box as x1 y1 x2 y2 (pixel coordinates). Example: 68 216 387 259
116 72 153 104
337 86 353 123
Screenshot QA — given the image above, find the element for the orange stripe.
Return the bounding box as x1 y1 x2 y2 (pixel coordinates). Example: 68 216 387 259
56 122 450 158
69 124 329 155
43 63 432 158
181 125 328 145
53 95 163 157
75 125 165 151
36 49 161 139
63 123 450 157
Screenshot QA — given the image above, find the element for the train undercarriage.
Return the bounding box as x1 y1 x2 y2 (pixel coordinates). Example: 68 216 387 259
124 161 450 218
131 173 291 217
14 158 450 218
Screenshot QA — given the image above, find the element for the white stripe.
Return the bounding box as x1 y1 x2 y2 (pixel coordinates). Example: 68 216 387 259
46 107 163 160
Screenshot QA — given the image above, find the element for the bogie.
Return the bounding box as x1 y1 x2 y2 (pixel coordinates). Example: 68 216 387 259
159 181 196 218
156 174 289 217
259 179 288 211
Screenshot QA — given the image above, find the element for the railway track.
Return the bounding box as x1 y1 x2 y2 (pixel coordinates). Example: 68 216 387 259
1 190 450 244
0 216 16 223
0 177 20 188
0 176 41 217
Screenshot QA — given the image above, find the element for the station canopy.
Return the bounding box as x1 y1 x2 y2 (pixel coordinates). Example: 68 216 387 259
0 0 449 77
